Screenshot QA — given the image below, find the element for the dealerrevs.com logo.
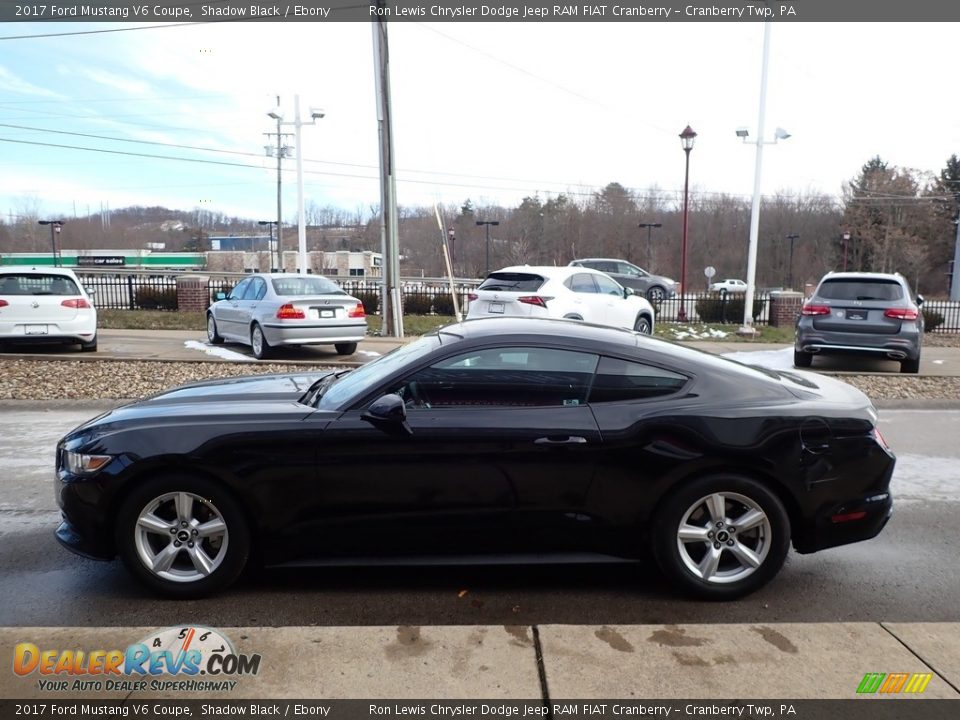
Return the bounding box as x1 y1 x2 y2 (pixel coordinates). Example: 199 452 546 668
856 672 933 695
13 626 261 693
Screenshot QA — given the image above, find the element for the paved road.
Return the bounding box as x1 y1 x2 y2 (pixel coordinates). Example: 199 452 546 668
1 406 956 628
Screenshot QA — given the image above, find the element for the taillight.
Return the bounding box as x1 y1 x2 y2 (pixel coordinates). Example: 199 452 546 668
61 299 90 309
518 296 551 308
348 303 365 318
801 303 830 316
884 308 919 321
467 293 478 302
0 299 8 308
831 510 868 524
873 427 890 450
276 303 305 319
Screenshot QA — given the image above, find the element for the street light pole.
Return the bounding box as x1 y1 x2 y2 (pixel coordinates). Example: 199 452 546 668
476 220 499 277
258 221 278 269
678 126 697 322
447 228 456 275
786 233 800 289
638 222 662 269
38 220 65 266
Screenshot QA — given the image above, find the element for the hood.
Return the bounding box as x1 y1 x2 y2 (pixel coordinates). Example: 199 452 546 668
139 371 333 406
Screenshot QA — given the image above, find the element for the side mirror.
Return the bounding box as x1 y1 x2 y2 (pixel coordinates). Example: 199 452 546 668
916 294 924 307
215 292 227 301
623 287 634 298
361 394 412 436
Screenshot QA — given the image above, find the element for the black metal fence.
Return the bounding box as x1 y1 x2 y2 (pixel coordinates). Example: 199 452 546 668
77 273 960 332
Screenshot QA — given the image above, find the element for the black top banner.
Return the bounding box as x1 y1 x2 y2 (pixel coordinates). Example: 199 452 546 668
3 1 960 23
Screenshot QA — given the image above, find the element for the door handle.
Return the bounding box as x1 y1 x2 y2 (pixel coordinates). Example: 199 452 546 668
534 436 587 446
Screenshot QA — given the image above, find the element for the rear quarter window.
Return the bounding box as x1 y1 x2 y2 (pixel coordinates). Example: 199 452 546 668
589 357 688 403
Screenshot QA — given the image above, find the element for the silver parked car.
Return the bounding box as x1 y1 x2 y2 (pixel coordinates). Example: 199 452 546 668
0 267 98 352
568 258 677 303
207 273 367 359
794 271 924 373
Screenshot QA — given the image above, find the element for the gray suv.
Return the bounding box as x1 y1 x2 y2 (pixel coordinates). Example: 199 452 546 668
794 271 924 373
568 258 677 302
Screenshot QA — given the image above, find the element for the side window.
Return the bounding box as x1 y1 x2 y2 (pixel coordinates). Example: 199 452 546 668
589 357 688 403
594 275 624 296
617 263 641 276
390 347 599 409
229 278 252 301
565 273 598 294
244 278 266 301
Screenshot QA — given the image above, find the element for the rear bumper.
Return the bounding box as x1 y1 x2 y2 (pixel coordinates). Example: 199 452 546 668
262 322 367 346
0 318 97 345
795 326 921 361
793 492 893 554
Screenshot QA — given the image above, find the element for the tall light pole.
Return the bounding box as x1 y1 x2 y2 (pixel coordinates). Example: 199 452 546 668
638 221 662 270
737 21 790 334
268 97 323 274
38 220 65 266
785 232 800 289
476 220 499 278
949 191 960 301
678 126 697 322
447 227 456 276
258 220 278 270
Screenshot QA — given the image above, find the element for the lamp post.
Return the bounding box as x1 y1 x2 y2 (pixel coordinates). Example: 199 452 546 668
678 126 697 322
258 221 278 270
476 220 499 278
447 227 456 276
268 96 324 274
785 233 800 289
638 222 662 270
842 232 851 271
38 220 65 267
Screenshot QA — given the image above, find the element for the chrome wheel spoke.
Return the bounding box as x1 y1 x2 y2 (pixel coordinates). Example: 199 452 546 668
196 518 226 538
151 543 181 573
175 492 194 524
732 508 766 532
137 512 171 535
698 545 723 581
729 542 762 569
187 545 215 576
679 523 711 542
706 494 727 524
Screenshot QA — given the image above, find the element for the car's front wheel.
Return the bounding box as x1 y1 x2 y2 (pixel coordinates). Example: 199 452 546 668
646 286 666 303
634 315 653 335
653 475 791 600
116 475 250 598
207 314 224 344
250 323 271 359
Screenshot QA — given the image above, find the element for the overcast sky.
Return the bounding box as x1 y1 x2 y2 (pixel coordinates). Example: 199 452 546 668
1 21 958 224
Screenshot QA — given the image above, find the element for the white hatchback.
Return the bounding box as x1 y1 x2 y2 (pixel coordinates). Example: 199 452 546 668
466 265 656 334
0 268 98 352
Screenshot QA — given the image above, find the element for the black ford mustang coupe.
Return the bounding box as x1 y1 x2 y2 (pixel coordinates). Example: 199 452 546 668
55 317 894 600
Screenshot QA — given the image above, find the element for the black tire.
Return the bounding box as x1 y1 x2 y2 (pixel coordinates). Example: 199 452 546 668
115 474 250 598
646 286 667 303
900 356 920 374
207 314 224 345
250 323 271 360
634 315 653 335
793 349 812 368
79 337 98 353
652 474 791 600
335 342 358 356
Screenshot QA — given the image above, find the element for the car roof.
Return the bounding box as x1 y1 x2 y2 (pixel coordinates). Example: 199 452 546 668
570 258 636 265
492 265 607 279
0 267 79 277
818 271 906 282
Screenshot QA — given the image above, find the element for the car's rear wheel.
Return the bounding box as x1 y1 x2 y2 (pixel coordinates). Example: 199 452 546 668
79 337 97 353
116 475 250 598
207 314 224 344
900 355 920 374
646 286 666 303
793 349 812 368
250 323 271 359
335 342 357 355
634 315 653 335
653 475 791 600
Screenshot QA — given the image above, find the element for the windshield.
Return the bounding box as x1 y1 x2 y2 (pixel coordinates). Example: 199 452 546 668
317 333 444 410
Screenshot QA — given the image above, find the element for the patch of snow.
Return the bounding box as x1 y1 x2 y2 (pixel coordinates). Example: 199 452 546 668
184 341 251 362
722 347 795 370
357 350 381 357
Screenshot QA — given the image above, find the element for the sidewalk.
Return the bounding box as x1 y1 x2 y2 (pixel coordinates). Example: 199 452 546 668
2 623 958 699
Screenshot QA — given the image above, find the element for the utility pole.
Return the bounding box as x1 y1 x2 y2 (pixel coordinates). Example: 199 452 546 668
786 233 799 289
950 192 960 301
265 96 292 272
638 222 662 269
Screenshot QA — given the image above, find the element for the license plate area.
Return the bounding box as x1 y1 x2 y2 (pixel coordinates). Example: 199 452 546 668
845 309 867 320
25 324 49 335
488 301 504 314
310 308 337 319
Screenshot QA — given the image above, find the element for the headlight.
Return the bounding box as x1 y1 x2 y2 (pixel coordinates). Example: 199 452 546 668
63 450 112 475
